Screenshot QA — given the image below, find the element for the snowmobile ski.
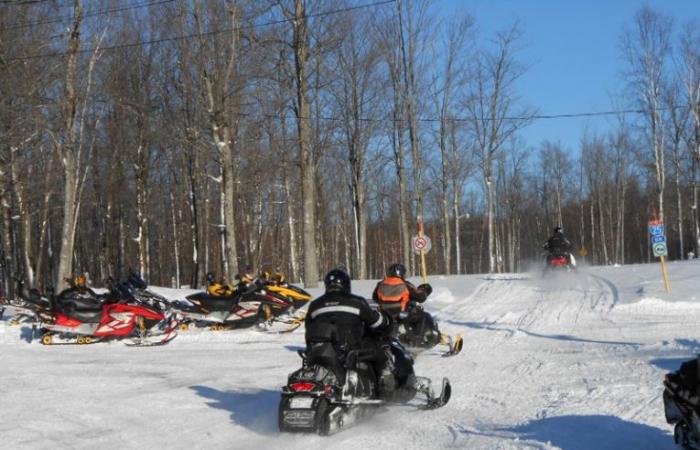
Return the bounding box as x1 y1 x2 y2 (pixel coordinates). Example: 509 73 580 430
437 333 463 357
442 334 463 357
126 316 180 346
125 332 177 347
419 377 451 410
260 312 306 334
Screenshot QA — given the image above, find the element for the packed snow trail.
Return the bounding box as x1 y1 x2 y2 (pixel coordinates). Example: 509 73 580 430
2 261 700 449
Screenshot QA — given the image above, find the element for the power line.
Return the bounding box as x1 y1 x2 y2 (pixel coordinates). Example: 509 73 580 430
0 0 53 6
1 0 175 32
7 0 397 62
234 106 669 124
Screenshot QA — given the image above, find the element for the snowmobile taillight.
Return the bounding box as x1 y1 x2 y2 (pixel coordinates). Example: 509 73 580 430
550 256 567 266
290 382 316 392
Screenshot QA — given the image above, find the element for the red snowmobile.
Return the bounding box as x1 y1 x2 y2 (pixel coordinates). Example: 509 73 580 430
10 277 179 346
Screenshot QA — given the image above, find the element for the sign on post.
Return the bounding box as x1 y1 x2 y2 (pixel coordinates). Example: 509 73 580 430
412 235 432 255
414 216 430 283
648 221 668 257
649 217 670 292
652 242 668 257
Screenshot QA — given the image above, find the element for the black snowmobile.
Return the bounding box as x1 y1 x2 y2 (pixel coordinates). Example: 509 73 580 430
2 276 110 326
1 279 54 325
395 304 463 357
278 338 451 435
663 357 700 449
173 273 305 333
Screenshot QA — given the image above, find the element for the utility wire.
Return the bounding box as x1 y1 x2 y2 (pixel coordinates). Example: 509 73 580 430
1 0 175 32
231 106 676 123
7 0 397 62
0 0 53 6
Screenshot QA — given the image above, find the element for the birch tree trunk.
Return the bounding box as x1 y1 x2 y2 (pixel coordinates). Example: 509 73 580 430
622 7 671 221
289 0 319 287
398 0 424 228
55 2 83 290
193 0 240 281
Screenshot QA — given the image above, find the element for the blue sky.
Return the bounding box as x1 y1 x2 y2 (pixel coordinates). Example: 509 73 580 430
438 0 700 153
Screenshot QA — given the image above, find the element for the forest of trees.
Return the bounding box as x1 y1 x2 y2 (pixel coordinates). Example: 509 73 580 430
1 0 699 293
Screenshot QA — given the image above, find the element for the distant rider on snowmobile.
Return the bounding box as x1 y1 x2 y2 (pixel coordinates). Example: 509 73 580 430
372 263 432 319
543 226 575 265
305 268 390 381
372 263 438 342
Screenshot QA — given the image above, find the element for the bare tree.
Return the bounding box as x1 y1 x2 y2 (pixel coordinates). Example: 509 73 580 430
192 0 241 281
621 6 672 221
664 77 690 258
466 23 533 273
280 0 319 287
431 15 472 274
331 8 381 279
680 22 700 254
53 0 103 289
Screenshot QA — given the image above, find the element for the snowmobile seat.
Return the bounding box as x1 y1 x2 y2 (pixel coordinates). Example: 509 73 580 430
186 292 238 311
59 296 103 311
307 341 346 381
379 301 403 320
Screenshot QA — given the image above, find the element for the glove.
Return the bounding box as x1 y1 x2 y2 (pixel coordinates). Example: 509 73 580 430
418 283 433 296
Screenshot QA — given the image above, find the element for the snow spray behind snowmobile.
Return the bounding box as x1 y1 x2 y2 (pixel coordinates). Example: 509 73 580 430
278 339 451 435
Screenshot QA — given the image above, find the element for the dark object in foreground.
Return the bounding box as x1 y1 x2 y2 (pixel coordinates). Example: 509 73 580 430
663 356 700 449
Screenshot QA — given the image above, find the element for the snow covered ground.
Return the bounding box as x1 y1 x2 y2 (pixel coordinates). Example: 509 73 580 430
2 260 700 449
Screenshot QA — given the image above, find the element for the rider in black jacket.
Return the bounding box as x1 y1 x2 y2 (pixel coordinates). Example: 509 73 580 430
544 226 573 255
305 269 388 376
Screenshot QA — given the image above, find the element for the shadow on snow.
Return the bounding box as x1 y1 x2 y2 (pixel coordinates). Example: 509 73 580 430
501 415 672 450
648 339 700 372
190 385 279 435
649 357 693 373
447 320 641 347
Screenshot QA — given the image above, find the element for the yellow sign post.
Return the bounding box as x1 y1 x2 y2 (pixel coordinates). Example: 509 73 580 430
412 216 431 283
649 215 670 293
660 255 671 293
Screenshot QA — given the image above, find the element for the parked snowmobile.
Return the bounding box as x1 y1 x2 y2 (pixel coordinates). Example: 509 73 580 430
258 271 313 309
107 273 172 313
279 338 450 435
1 280 54 325
396 304 463 357
264 283 312 309
2 275 103 326
7 276 178 346
173 273 306 333
663 357 700 449
38 300 179 346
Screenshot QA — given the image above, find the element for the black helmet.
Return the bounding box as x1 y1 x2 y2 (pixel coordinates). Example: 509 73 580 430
324 269 351 294
553 226 563 234
387 263 407 279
